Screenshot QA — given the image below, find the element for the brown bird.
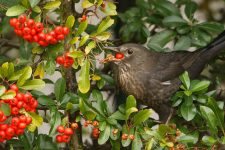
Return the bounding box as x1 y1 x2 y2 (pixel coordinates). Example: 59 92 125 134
111 31 225 121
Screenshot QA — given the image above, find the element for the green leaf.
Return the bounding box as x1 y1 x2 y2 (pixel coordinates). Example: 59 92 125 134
66 15 75 28
147 30 176 52
75 20 88 36
0 90 16 100
34 62 45 79
125 107 138 120
122 126 134 147
154 0 180 17
207 98 224 132
37 96 55 106
19 79 45 90
197 22 224 35
78 59 90 93
179 71 190 89
180 103 196 121
202 136 217 146
133 109 152 126
191 80 210 92
1 62 9 78
200 106 218 134
100 2 117 16
185 2 197 19
54 78 66 101
0 86 6 97
79 35 89 47
17 66 32 86
97 17 114 33
82 0 94 8
33 6 41 13
174 36 191 50
94 32 111 41
85 41 96 54
132 131 143 150
0 103 10 116
6 5 27 16
84 111 96 120
178 132 198 144
44 1 61 9
49 109 61 135
109 111 126 120
125 95 136 110
98 125 110 145
36 134 57 150
26 112 43 132
163 16 187 27
29 0 40 8
45 60 56 75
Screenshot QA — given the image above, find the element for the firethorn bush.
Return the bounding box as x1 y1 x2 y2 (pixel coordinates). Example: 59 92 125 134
0 0 225 149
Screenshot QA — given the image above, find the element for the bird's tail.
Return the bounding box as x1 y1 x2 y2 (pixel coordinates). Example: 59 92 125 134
189 30 225 78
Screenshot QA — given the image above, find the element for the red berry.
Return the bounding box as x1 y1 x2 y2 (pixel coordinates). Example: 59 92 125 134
64 128 73 135
17 101 24 109
16 93 24 101
11 117 20 126
56 34 65 40
6 127 15 137
0 111 4 119
31 100 38 108
57 125 65 133
115 52 124 59
27 19 35 28
9 84 18 92
0 124 7 130
18 15 27 23
23 27 31 35
35 23 44 32
45 34 53 43
0 131 5 139
23 93 32 103
19 115 27 123
121 134 128 140
33 35 39 42
56 135 63 143
56 56 65 65
38 33 46 41
16 129 24 135
10 98 18 106
50 38 57 44
81 15 87 22
62 135 71 143
11 107 19 115
26 116 32 125
49 31 56 37
9 18 18 27
54 26 63 35
62 27 70 35
30 29 36 35
0 115 7 122
18 122 27 129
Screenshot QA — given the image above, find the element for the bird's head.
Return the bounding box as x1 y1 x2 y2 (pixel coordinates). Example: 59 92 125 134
106 43 149 67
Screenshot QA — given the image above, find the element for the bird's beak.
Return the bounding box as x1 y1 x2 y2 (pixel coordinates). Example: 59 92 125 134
103 46 120 52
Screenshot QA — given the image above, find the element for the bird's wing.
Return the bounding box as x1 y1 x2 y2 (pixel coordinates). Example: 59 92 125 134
148 51 200 82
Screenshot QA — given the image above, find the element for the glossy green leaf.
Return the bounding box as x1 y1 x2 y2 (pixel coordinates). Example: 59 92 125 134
100 2 117 16
26 112 43 132
185 2 197 19
49 109 61 135
66 15 75 28
37 96 55 106
44 1 61 9
180 103 196 121
197 22 224 34
6 5 27 16
125 95 136 110
202 136 217 146
179 71 190 89
147 30 176 52
174 36 191 50
29 0 40 7
191 80 210 92
94 32 111 41
17 66 32 86
0 103 10 116
0 86 6 97
109 111 126 120
97 17 114 33
200 106 218 134
133 109 152 126
85 41 96 54
132 131 143 150
163 16 186 27
82 0 94 8
20 79 45 90
154 0 180 17
79 35 89 47
78 59 90 93
98 125 110 145
0 90 16 100
75 20 88 36
125 107 138 120
177 132 198 144
54 78 66 101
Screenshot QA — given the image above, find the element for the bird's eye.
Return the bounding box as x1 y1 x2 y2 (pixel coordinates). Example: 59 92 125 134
127 49 133 55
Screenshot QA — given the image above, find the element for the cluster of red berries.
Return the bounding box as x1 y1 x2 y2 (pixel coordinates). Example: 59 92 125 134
56 125 77 143
121 133 135 141
9 15 70 47
0 84 34 142
56 52 74 68
83 120 100 138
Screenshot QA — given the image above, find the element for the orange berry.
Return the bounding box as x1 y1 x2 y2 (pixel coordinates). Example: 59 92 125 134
121 134 128 140
92 121 99 127
71 123 79 130
129 134 135 140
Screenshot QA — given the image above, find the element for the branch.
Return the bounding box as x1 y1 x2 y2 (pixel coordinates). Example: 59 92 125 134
0 39 20 49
